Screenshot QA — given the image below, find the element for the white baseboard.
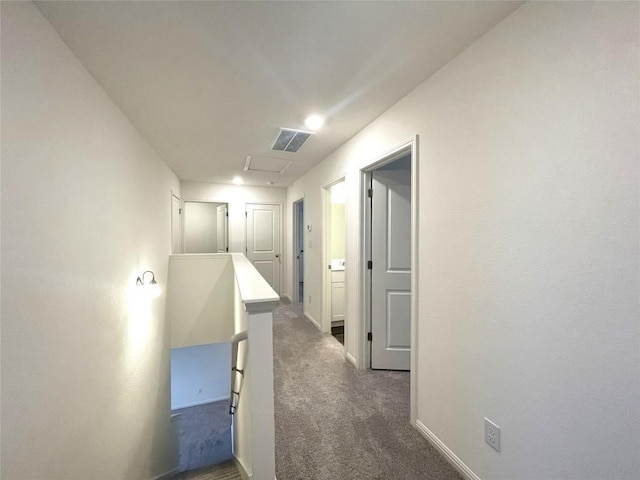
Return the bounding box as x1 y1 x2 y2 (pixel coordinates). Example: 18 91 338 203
414 420 481 480
152 467 179 480
233 454 251 479
303 312 322 331
344 351 357 368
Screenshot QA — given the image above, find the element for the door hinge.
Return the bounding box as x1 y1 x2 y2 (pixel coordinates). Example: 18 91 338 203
328 264 331 270
367 260 373 270
367 188 372 198
245 212 247 217
226 247 229 252
367 332 372 342
226 212 229 217
179 208 182 214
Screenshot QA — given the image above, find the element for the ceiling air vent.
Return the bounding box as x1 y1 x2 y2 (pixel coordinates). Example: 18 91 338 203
272 128 314 153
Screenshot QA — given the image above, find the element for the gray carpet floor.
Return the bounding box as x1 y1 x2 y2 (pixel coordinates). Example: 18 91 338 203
273 302 463 480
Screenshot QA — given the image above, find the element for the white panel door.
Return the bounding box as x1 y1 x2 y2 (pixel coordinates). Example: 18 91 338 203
216 204 228 253
171 194 182 254
246 203 281 294
371 168 411 370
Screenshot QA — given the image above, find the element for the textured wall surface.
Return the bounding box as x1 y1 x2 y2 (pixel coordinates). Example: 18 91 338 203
285 2 639 479
1 2 179 478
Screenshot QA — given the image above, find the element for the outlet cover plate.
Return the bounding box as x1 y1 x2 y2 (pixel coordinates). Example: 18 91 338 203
484 417 501 452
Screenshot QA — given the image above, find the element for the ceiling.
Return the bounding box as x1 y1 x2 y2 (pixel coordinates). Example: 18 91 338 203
35 1 522 187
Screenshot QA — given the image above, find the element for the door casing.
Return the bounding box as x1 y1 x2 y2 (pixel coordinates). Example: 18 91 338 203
292 198 305 303
171 192 182 254
359 137 419 424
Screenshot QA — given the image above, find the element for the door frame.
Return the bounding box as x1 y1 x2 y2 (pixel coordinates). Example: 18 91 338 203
360 137 419 423
171 191 182 254
292 197 305 303
322 177 346 335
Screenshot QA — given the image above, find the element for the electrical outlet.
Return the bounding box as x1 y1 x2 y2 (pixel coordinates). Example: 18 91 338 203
484 418 500 452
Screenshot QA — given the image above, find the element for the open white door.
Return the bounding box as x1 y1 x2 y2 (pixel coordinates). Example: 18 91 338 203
246 203 281 294
216 204 228 253
371 168 411 370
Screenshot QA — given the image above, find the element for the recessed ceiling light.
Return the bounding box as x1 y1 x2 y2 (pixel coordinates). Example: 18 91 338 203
304 114 325 131
232 176 243 185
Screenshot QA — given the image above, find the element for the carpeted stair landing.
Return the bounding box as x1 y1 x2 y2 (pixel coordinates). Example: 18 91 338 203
173 460 241 480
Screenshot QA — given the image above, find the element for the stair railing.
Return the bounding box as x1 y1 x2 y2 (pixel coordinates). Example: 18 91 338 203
229 330 248 415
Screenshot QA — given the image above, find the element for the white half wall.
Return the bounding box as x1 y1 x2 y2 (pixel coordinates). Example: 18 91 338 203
285 2 639 479
1 2 180 479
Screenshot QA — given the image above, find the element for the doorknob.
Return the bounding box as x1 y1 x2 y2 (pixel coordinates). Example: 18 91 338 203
275 254 280 258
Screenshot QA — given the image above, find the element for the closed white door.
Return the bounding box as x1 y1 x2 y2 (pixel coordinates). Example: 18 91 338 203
216 204 228 253
171 194 182 254
246 203 281 294
371 168 411 370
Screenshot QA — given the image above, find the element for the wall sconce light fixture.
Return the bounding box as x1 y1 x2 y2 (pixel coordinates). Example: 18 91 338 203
136 270 161 298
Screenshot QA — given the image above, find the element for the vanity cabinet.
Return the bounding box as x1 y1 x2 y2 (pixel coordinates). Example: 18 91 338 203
331 270 345 324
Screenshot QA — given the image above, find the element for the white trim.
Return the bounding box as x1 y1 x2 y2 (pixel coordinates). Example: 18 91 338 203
344 351 357 367
409 136 419 425
415 420 481 480
152 467 179 480
171 395 230 411
292 196 305 304
303 311 322 331
234 453 252 480
171 190 182 254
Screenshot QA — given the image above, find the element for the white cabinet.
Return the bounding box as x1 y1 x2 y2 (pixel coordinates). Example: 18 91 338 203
331 269 345 324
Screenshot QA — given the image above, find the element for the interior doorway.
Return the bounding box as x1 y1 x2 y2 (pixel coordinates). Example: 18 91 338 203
363 146 414 371
182 201 229 254
324 179 346 343
293 199 305 303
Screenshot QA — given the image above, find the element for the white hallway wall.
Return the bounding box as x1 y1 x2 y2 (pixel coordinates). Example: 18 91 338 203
2 2 180 479
285 2 639 479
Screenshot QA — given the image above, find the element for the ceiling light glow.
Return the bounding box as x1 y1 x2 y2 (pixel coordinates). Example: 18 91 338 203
232 176 243 185
305 114 325 131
